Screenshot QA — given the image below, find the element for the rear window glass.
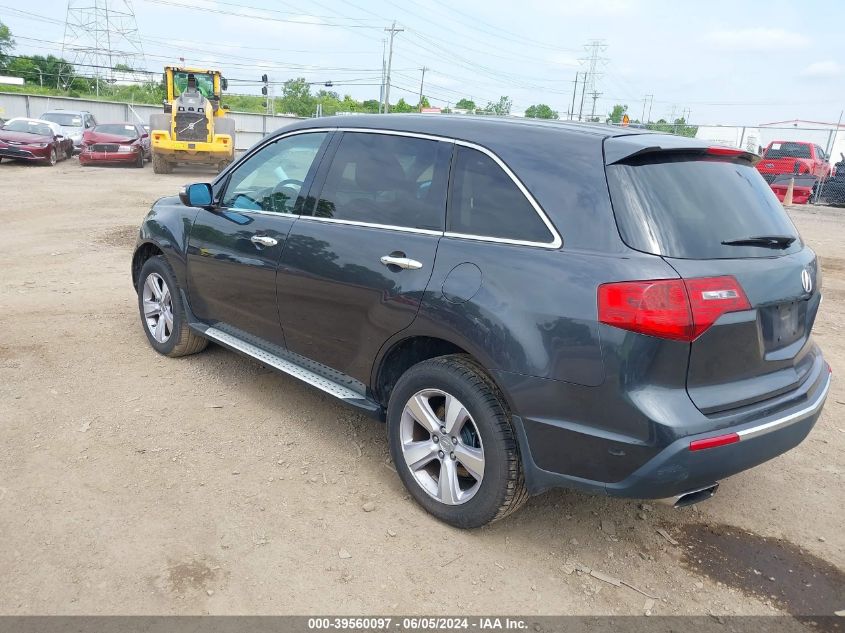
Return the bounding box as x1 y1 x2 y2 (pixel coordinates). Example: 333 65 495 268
606 157 801 259
763 142 810 159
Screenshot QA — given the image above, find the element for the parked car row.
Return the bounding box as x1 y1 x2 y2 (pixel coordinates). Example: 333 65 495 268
0 109 150 168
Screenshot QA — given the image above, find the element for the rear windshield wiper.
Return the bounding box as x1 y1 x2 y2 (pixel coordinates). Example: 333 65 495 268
721 235 797 249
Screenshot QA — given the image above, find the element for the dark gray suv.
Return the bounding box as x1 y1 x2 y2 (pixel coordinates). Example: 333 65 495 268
132 115 830 528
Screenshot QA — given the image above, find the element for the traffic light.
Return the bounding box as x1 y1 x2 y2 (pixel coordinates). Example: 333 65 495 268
261 74 269 96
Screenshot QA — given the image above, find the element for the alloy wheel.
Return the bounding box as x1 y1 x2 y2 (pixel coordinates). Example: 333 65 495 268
142 272 174 343
399 388 485 505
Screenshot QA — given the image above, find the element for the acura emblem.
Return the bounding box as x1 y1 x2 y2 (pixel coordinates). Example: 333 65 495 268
801 269 813 294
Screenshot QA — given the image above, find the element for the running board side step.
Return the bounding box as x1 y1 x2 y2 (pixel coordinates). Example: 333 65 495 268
195 324 383 417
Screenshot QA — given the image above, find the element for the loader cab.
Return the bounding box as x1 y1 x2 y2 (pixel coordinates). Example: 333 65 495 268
164 67 226 114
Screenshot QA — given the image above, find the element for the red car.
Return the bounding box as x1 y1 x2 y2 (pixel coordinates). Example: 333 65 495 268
80 123 151 168
0 117 74 166
756 140 831 182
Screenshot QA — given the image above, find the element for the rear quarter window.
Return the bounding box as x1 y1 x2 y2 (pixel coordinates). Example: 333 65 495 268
447 145 554 244
606 156 802 259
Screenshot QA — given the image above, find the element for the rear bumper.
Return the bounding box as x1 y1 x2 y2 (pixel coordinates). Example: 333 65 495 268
500 355 831 499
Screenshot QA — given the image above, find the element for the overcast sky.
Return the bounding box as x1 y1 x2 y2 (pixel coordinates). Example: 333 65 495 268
3 0 844 125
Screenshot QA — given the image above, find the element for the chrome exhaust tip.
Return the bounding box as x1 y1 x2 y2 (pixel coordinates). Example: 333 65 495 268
657 483 719 508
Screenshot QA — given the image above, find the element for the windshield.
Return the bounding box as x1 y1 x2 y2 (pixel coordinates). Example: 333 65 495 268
41 112 83 127
606 156 801 259
94 124 138 139
763 142 811 159
173 72 216 98
3 119 54 136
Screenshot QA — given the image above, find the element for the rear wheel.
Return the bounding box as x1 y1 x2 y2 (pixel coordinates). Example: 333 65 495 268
387 355 528 528
152 153 172 174
137 256 208 357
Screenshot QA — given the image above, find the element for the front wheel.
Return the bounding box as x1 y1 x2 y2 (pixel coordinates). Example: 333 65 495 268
137 256 208 357
65 145 73 160
387 355 528 528
46 147 57 166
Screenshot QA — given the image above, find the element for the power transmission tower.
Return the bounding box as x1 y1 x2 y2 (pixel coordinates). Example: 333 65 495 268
60 0 145 95
579 39 607 121
382 21 403 114
417 66 428 111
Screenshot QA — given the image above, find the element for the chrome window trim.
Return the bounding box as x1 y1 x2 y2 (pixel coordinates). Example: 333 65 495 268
298 215 443 236
237 126 563 249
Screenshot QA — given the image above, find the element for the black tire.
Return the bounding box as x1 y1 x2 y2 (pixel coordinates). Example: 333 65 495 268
65 145 73 160
137 255 208 358
387 354 528 528
46 147 57 166
135 150 145 168
152 153 172 174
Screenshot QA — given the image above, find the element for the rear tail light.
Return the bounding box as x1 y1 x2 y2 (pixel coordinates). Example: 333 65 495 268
598 276 750 342
689 432 740 451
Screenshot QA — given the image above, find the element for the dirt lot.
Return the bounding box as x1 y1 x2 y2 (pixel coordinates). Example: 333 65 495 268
0 158 843 617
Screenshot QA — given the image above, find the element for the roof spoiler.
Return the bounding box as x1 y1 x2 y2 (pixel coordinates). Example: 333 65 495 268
605 135 759 165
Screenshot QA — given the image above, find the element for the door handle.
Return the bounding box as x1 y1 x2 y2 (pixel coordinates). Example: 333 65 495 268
380 255 423 270
251 235 278 247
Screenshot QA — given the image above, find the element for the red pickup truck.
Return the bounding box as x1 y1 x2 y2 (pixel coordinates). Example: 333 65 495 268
756 141 832 182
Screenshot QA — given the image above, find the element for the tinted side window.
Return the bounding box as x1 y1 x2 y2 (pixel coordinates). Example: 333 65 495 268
448 146 554 243
313 132 450 230
222 132 327 214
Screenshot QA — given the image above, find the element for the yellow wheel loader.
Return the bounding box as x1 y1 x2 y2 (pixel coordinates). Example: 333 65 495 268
150 66 236 174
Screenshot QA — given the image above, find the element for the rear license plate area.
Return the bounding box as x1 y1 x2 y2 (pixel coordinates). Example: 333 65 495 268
761 300 806 351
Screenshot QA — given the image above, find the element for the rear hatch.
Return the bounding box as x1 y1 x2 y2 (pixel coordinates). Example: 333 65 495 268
604 136 822 414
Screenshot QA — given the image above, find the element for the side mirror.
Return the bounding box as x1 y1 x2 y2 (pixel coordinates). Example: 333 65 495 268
141 132 149 139
180 183 214 208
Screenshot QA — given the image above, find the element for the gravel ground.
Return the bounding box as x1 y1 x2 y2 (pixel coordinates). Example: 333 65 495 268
0 158 842 617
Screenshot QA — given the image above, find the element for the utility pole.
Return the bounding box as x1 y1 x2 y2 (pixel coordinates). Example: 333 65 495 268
383 21 403 114
378 37 386 114
569 72 580 121
641 94 653 123
590 91 601 121
578 72 587 121
417 66 428 111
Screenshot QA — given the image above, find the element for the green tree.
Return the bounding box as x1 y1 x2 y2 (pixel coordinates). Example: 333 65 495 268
278 77 315 116
647 117 698 138
391 97 416 113
419 95 430 109
524 103 559 119
607 103 628 124
455 98 476 111
484 96 512 116
0 20 14 68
